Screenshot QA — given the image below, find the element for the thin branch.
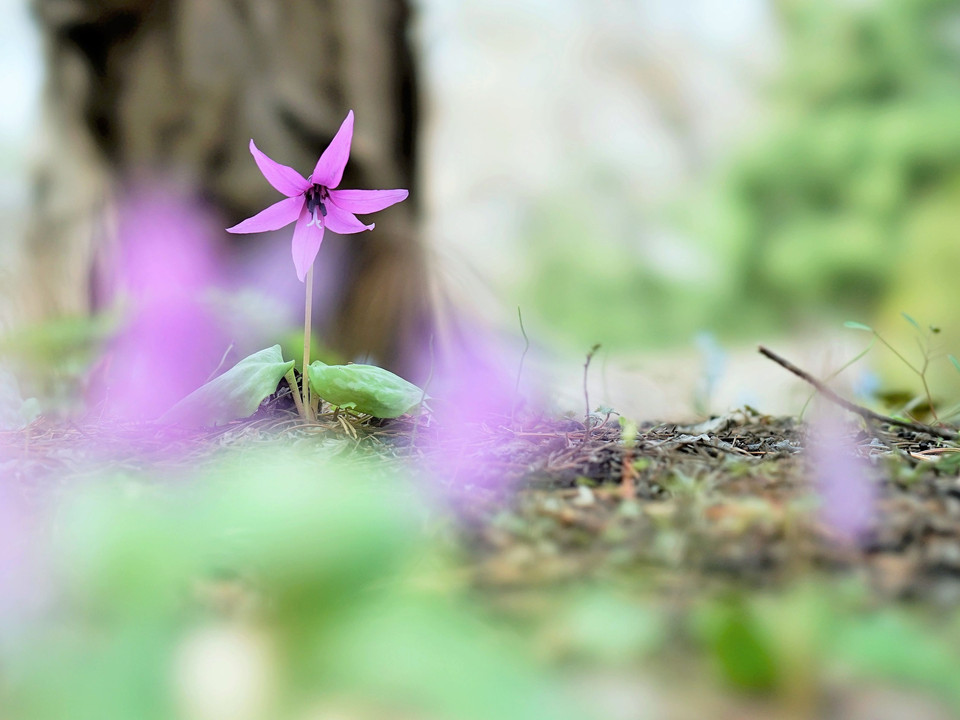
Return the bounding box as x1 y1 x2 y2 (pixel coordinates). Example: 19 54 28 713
758 345 958 441
798 338 875 420
874 333 920 375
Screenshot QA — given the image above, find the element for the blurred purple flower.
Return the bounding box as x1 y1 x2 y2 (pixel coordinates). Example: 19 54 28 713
226 110 409 281
808 408 875 543
91 192 228 421
421 328 533 498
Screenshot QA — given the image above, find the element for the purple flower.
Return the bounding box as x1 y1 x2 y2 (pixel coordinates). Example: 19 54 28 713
90 191 228 422
808 408 875 544
226 110 409 281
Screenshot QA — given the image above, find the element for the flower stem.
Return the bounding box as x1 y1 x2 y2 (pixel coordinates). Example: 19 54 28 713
302 266 315 421
284 368 306 418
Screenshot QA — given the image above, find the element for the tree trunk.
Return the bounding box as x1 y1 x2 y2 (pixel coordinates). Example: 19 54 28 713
22 0 431 377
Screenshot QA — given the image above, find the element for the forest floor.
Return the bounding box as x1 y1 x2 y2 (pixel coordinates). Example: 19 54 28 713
5 386 960 719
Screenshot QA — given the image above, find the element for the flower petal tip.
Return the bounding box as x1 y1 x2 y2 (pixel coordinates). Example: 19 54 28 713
311 111 355 188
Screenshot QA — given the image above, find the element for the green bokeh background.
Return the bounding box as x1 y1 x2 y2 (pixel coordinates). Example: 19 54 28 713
518 0 960 402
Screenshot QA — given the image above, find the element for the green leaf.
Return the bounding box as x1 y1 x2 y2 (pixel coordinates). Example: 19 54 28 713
309 361 424 418
160 345 294 426
835 611 960 712
696 596 780 693
843 321 873 332
901 312 921 331
950 355 960 375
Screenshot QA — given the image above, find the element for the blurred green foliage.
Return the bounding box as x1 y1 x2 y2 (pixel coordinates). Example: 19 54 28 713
691 583 960 710
721 0 960 322
522 199 718 351
3 447 960 717
523 0 960 359
1 451 586 720
0 313 116 410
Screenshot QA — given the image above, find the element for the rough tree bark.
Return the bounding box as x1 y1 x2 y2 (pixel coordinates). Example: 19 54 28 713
21 0 432 377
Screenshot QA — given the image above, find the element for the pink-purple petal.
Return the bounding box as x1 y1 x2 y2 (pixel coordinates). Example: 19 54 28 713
328 188 409 214
311 111 354 189
324 202 374 235
291 205 325 282
226 196 305 234
249 140 310 197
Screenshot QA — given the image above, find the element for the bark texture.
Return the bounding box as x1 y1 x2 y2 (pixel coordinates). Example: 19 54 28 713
22 0 431 376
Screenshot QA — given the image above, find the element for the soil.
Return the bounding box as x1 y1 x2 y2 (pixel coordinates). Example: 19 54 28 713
6 388 960 605
452 408 960 605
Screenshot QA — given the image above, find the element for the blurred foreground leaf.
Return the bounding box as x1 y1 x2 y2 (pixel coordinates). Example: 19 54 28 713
695 595 780 693
835 611 960 712
4 448 593 720
0 314 116 365
208 452 422 614
324 598 582 720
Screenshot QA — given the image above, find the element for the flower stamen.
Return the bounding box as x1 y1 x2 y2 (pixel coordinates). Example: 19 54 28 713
305 185 329 226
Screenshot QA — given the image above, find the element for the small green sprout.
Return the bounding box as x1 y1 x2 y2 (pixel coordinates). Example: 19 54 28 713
844 313 951 423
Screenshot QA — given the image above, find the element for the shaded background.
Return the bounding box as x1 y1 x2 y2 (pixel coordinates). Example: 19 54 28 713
2 0 959 417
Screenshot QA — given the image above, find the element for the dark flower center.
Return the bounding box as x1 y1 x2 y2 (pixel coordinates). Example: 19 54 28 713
305 184 329 219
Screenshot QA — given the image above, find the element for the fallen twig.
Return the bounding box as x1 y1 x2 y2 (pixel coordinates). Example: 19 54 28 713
758 345 958 441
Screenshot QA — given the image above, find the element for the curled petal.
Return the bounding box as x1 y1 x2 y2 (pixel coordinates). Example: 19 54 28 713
249 140 310 197
226 196 304 234
324 202 374 235
328 188 409 214
311 111 354 189
291 205 325 282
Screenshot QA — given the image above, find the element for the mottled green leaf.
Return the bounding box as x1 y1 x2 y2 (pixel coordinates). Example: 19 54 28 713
160 345 294 426
309 361 424 418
